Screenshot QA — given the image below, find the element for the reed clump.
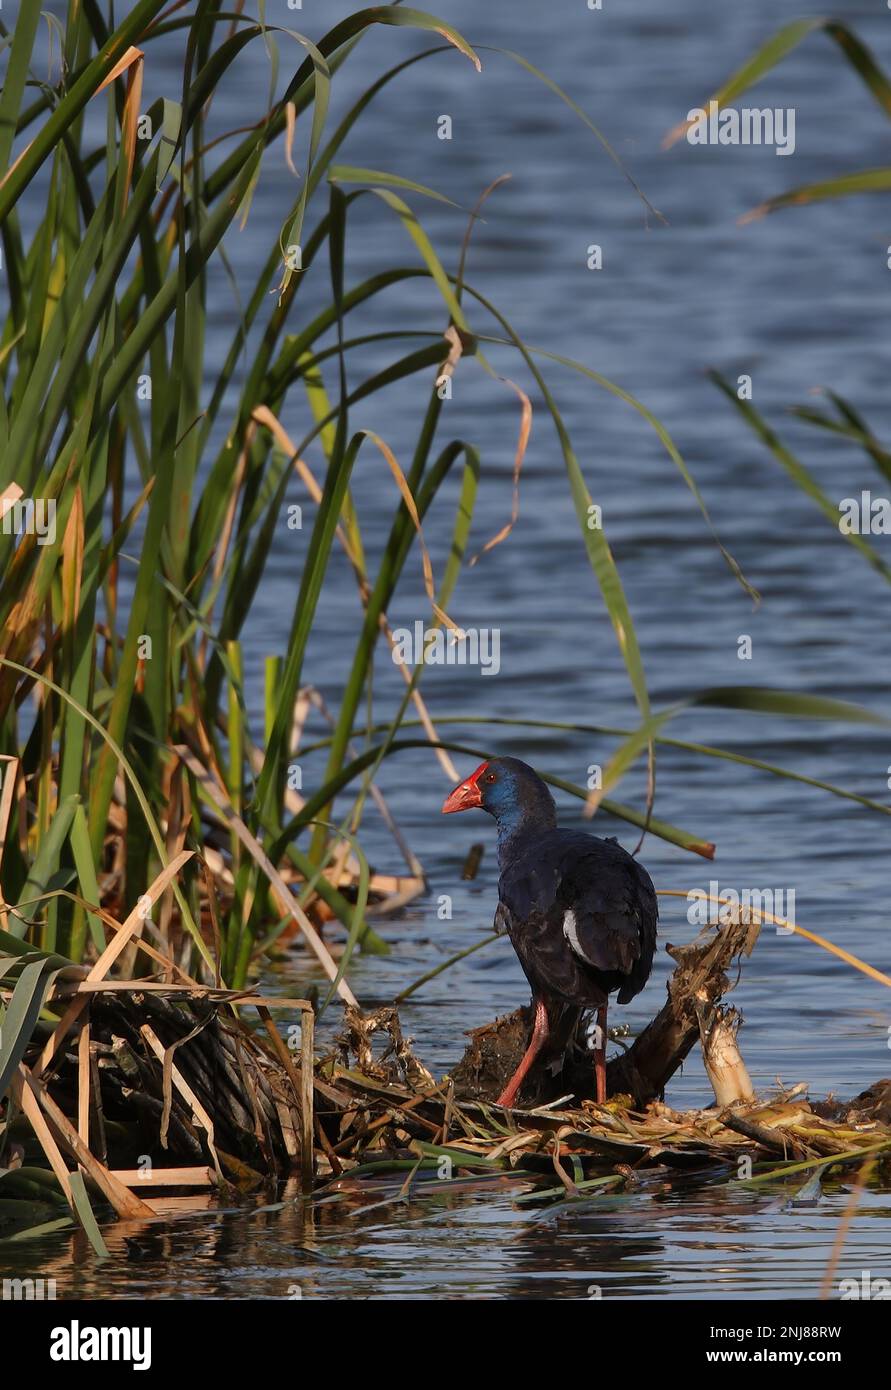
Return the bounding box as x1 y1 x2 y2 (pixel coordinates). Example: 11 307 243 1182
7 901 890 1253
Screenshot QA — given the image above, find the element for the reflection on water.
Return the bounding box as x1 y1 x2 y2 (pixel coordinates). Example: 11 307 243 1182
3 1176 889 1300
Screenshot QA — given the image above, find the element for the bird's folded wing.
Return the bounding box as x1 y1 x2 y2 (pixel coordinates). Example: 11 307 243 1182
499 840 657 1001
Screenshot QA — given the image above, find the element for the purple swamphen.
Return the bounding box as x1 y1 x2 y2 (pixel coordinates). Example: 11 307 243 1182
442 756 657 1108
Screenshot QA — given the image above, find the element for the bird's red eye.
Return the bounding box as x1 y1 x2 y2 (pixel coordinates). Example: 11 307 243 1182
486 772 496 783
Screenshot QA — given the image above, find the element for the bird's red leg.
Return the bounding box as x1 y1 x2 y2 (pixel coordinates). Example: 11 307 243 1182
594 1004 608 1104
496 997 549 1109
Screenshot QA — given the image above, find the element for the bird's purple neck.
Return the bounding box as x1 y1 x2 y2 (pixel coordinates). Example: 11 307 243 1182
493 790 557 869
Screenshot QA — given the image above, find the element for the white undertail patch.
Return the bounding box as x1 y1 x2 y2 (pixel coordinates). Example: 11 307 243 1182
563 909 595 965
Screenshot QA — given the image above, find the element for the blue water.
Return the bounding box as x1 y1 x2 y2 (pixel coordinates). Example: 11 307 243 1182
241 0 891 1107
6 0 891 1297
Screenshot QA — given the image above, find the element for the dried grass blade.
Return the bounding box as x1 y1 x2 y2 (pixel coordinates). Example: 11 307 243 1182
140 1022 222 1175
88 849 195 983
176 746 357 1005
468 377 531 563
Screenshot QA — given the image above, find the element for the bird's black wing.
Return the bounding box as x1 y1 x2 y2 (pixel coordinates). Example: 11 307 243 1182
498 831 657 1007
553 833 657 1002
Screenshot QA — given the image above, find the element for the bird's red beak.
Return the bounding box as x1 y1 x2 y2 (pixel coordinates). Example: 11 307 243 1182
442 762 488 814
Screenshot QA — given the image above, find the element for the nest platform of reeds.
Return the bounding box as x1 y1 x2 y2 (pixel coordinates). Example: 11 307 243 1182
5 909 890 1249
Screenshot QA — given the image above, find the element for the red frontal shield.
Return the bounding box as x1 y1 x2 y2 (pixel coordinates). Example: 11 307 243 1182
441 762 488 814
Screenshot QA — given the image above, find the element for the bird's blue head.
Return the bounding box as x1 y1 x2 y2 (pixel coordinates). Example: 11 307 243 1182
442 756 557 859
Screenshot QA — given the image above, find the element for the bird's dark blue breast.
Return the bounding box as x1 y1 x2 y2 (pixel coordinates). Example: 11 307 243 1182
496 829 657 1008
